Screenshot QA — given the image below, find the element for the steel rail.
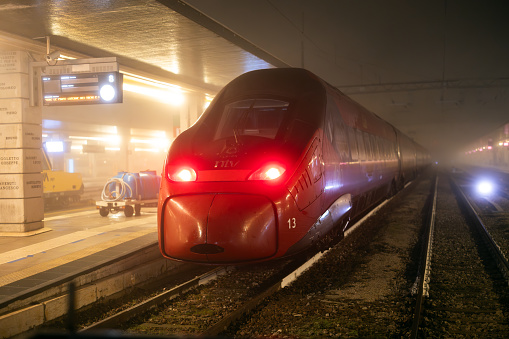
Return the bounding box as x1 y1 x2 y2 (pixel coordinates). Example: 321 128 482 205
202 281 282 336
450 177 509 285
81 254 312 336
80 266 230 332
201 247 331 336
410 175 438 339
410 174 509 338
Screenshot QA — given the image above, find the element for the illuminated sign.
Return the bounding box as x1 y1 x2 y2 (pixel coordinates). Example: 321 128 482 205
42 72 123 105
45 141 64 152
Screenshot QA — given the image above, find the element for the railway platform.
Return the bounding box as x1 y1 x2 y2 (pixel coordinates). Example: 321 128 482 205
0 206 177 338
0 207 158 301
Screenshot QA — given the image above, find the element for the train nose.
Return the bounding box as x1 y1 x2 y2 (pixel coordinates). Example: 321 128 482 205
160 194 277 263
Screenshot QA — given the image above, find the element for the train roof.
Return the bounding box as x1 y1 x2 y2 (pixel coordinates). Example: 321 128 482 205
197 68 329 134
220 68 325 101
201 68 427 151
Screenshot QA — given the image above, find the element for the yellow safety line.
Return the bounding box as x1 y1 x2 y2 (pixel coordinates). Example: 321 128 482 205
0 229 155 287
0 216 156 265
44 210 97 221
44 207 96 219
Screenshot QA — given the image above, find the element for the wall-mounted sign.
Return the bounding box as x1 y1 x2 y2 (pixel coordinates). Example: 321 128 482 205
42 71 123 105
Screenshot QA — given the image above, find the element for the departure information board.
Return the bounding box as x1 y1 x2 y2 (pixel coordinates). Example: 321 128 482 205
42 71 123 105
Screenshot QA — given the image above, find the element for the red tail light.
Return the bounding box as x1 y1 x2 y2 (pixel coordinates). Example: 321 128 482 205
248 164 285 181
168 167 197 182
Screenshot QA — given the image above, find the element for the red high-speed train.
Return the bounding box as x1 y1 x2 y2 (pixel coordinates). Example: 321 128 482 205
158 68 430 264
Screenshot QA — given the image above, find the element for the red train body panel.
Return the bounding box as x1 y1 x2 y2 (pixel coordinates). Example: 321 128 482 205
158 68 430 264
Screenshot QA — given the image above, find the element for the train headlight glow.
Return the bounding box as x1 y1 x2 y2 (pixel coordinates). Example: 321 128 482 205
476 180 494 196
248 164 285 181
168 167 197 182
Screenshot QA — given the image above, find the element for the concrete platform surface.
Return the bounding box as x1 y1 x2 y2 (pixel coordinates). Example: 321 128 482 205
0 207 158 302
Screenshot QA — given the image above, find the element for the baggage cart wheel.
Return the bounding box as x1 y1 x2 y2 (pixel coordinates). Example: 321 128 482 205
135 204 141 216
124 205 134 217
99 207 109 217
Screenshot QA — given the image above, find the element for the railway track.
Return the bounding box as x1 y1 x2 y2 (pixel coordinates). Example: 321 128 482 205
463 174 509 266
412 173 509 337
80 266 230 333
80 253 321 337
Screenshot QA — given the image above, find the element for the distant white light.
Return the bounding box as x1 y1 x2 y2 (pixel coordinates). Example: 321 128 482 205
46 141 64 152
477 180 494 196
68 159 74 173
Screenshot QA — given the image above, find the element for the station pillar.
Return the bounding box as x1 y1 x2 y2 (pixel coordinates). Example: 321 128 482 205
0 51 44 234
178 93 204 132
118 126 130 172
179 98 190 132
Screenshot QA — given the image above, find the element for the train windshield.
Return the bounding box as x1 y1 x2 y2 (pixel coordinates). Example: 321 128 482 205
213 99 289 141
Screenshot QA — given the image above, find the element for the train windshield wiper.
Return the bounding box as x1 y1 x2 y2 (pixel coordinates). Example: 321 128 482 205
233 101 255 144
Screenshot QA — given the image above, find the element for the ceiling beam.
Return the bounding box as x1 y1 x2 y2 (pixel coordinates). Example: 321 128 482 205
156 0 290 69
338 78 509 95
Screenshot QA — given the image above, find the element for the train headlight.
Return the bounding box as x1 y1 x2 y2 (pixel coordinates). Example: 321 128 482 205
476 180 494 196
248 164 285 181
168 167 197 182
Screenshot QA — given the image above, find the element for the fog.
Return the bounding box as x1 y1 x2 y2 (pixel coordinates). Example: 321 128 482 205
186 0 509 164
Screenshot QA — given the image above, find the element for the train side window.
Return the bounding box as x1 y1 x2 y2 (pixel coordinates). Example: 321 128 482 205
333 119 350 162
348 127 358 161
380 139 385 159
390 140 396 159
371 135 380 160
363 132 373 160
369 135 375 160
356 129 366 160
383 139 389 159
327 95 350 162
371 135 377 160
